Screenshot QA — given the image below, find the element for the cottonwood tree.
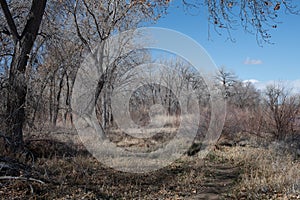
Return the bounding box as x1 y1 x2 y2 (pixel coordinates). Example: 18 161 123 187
225 80 262 136
68 0 169 129
0 0 169 151
215 66 237 99
263 83 300 139
0 0 298 153
0 0 47 152
38 40 82 127
157 58 210 111
229 81 260 109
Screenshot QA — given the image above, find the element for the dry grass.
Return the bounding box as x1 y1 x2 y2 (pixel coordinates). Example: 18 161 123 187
0 149 208 199
0 128 238 199
219 145 300 199
1 127 300 199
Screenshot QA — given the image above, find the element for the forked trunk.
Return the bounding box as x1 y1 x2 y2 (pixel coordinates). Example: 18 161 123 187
0 0 47 153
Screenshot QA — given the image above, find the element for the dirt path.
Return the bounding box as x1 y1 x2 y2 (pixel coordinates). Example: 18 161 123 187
192 161 241 200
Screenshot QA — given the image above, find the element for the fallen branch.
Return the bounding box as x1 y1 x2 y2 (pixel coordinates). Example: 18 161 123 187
0 176 45 184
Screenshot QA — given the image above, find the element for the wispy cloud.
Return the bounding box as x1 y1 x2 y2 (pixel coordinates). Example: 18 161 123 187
244 57 263 65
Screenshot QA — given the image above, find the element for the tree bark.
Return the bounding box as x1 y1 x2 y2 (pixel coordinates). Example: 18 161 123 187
53 69 66 126
1 0 47 152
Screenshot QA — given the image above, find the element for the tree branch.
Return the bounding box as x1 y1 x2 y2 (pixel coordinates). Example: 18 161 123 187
0 26 11 36
20 0 47 39
82 0 104 40
0 0 20 41
73 0 92 52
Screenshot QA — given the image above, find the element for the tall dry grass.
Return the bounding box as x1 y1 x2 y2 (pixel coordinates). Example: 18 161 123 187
220 145 300 199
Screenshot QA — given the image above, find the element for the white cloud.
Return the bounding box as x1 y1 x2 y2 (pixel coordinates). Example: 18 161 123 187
289 80 300 94
243 79 300 94
244 57 263 65
243 79 259 84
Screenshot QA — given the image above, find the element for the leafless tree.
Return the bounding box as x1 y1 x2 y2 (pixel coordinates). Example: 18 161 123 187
0 0 169 151
68 0 169 129
215 66 237 99
0 0 47 152
229 81 260 109
0 0 298 154
222 80 262 137
263 83 300 139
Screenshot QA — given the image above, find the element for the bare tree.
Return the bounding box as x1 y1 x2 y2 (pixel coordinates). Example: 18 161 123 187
0 0 169 151
222 80 262 137
264 83 300 139
0 0 47 152
0 0 298 154
68 0 169 129
229 81 260 109
215 66 237 99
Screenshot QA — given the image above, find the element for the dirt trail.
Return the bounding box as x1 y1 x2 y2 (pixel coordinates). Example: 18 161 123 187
193 161 241 200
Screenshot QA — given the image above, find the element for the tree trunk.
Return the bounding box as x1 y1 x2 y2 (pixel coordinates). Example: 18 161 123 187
53 70 66 126
64 73 72 126
6 41 28 152
1 0 47 152
49 77 54 123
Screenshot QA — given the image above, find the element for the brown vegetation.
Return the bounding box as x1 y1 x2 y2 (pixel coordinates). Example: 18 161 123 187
1 0 300 199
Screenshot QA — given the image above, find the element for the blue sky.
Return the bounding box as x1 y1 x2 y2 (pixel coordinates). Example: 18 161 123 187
153 1 300 91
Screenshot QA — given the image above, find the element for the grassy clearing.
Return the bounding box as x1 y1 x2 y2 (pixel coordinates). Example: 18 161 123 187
0 133 238 199
1 129 300 199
